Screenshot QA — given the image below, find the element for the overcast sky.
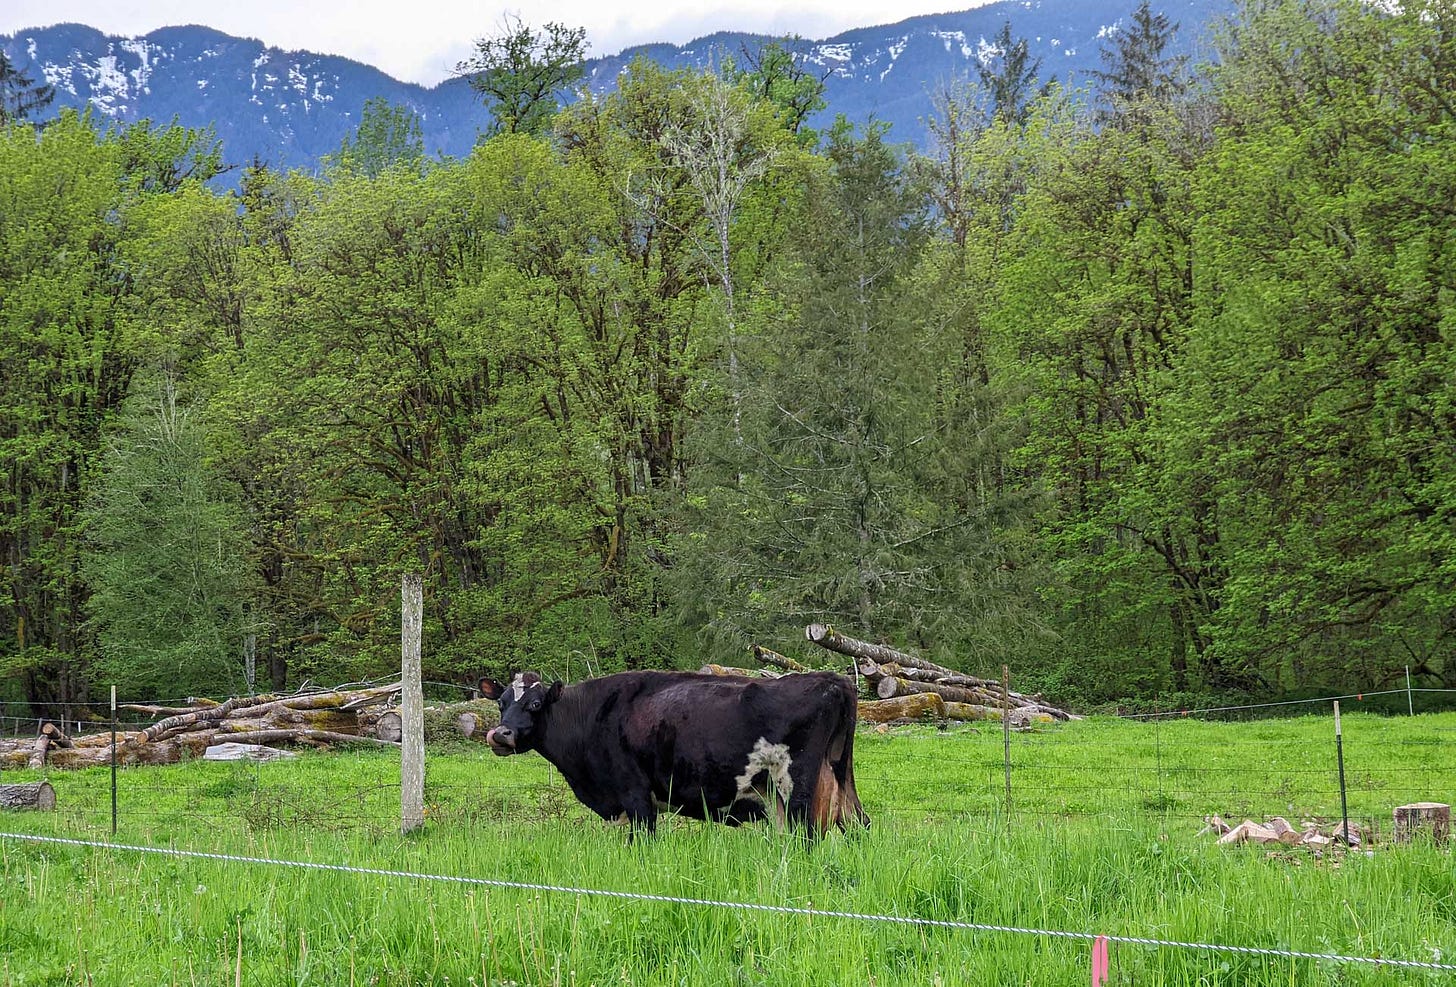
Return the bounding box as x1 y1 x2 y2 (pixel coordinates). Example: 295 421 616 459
2 1 997 87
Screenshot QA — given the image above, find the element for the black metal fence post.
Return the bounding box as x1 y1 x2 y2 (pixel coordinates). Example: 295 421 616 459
110 685 118 836
1334 701 1350 845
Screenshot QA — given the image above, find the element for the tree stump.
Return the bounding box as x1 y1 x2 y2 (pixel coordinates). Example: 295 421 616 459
0 781 57 811
1393 802 1450 845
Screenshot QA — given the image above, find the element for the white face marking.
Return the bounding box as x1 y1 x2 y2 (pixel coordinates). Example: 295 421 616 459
734 737 794 804
511 675 526 702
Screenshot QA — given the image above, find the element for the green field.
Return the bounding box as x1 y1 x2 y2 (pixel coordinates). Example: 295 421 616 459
2 711 1454 985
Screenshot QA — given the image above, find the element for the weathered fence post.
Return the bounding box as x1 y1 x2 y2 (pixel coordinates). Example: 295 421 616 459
401 572 425 834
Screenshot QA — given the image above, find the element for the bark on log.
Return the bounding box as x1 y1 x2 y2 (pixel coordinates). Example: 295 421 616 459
857 693 945 723
699 664 762 677
215 729 399 748
1393 802 1450 845
0 782 56 810
203 743 296 761
942 702 1001 721
27 734 49 769
121 703 203 716
204 709 361 737
806 624 957 677
876 676 988 705
139 695 267 743
753 646 809 673
878 661 1034 696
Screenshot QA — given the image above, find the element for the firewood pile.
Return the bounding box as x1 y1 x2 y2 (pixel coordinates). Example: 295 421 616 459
1202 814 1364 850
0 682 409 770
702 624 1077 727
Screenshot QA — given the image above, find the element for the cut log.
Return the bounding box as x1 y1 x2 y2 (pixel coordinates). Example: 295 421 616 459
217 729 398 748
857 693 945 723
942 702 1001 721
203 743 297 761
1393 802 1450 845
868 661 1002 691
375 710 403 743
40 722 73 748
27 734 49 769
699 664 761 677
753 646 809 673
0 781 56 811
876 676 985 705
806 624 958 677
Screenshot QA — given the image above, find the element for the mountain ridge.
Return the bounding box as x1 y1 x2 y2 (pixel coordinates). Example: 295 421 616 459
3 0 1232 173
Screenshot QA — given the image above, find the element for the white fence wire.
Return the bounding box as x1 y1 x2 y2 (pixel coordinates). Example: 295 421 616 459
3 832 1453 974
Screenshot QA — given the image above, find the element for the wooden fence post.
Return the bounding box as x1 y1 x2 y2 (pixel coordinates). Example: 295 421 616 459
401 572 425 834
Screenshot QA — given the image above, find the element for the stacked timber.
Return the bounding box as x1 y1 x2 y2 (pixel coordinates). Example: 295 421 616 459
697 627 1078 725
0 683 405 770
804 624 1076 724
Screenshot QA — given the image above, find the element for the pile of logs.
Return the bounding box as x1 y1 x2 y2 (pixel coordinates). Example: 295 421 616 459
701 625 1077 726
0 683 410 770
804 624 1074 725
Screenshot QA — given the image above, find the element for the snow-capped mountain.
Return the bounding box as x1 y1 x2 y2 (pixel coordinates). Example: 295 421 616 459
2 0 1232 173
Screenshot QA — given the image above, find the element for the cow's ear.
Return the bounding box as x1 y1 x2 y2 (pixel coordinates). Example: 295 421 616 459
546 680 564 704
478 677 506 700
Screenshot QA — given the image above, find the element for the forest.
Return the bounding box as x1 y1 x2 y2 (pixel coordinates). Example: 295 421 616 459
1 0 1452 717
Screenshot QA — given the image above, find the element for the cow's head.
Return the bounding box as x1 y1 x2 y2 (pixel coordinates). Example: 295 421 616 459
478 671 563 756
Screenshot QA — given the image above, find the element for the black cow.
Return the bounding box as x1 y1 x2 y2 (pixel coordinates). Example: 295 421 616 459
477 669 869 836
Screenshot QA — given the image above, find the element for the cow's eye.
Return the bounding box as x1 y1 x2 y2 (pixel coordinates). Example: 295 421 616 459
528 701 542 712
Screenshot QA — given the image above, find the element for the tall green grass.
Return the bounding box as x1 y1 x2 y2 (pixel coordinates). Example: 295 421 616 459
2 711 1453 985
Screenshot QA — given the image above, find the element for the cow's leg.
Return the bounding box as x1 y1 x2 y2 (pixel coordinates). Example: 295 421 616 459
621 792 658 840
833 731 870 830
783 747 839 839
809 761 841 835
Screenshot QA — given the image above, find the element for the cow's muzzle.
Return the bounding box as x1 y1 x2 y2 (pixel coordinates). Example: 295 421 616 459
485 725 517 756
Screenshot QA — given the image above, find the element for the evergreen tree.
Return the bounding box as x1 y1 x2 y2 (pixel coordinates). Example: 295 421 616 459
976 23 1047 126
1090 1 1189 129
0 50 54 124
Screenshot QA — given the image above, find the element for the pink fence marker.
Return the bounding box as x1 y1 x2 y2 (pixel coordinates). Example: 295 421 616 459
1091 936 1111 986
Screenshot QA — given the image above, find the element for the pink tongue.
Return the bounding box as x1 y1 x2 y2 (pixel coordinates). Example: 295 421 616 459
485 727 499 746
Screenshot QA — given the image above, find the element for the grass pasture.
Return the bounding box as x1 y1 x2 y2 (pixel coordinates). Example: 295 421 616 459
1 710 1454 985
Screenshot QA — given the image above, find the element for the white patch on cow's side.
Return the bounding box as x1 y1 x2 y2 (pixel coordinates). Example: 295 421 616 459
734 737 794 804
